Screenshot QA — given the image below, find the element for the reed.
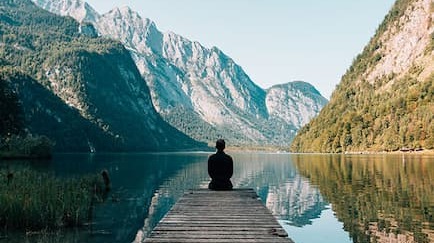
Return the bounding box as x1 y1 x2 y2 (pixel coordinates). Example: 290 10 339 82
0 168 105 231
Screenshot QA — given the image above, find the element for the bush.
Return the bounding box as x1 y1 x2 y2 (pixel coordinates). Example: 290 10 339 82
0 134 54 159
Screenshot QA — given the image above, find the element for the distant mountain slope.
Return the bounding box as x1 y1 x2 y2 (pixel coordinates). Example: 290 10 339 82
0 0 204 151
33 0 328 146
94 6 273 145
264 81 328 145
266 81 328 129
291 0 434 152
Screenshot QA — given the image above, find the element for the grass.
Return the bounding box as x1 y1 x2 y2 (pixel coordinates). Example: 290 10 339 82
0 167 107 232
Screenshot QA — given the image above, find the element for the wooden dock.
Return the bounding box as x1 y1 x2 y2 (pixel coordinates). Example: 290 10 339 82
144 188 294 243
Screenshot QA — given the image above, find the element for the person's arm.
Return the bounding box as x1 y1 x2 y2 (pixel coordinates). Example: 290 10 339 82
208 156 215 178
229 156 233 178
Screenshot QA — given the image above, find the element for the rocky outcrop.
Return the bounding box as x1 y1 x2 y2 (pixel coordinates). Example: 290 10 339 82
291 0 434 152
32 0 328 146
1 0 204 151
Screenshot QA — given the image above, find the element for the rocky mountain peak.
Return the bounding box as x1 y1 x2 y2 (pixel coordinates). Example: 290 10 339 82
3 0 204 151
32 0 328 146
269 81 323 97
106 5 150 26
31 0 99 23
291 0 434 152
365 0 433 88
98 6 158 55
266 81 328 129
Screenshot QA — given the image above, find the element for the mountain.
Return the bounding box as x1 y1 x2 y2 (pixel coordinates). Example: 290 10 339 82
1 68 114 151
32 0 328 147
31 0 99 23
291 0 434 152
265 81 328 142
89 4 274 145
0 0 204 151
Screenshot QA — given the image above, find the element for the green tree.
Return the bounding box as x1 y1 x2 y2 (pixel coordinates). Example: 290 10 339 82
0 69 24 136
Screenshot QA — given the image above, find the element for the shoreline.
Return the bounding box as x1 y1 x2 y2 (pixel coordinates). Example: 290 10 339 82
0 153 52 160
2 148 432 157
226 146 434 155
343 149 434 155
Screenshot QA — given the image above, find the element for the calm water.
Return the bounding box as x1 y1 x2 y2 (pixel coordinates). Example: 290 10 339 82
3 152 434 243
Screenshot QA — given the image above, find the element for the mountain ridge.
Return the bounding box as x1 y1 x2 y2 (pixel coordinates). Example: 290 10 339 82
0 0 205 151
291 0 434 152
32 0 328 146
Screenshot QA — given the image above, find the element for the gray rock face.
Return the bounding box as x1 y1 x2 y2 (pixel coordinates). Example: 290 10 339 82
1 0 203 152
266 81 328 129
32 0 99 23
33 0 328 146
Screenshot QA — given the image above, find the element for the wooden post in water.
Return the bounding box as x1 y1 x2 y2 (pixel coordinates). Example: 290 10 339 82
144 188 294 243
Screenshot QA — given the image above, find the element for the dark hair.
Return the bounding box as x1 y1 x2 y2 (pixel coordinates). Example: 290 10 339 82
216 139 225 150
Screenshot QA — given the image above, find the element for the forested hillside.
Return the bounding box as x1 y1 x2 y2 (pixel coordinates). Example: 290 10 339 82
0 0 204 151
32 0 329 147
291 0 434 152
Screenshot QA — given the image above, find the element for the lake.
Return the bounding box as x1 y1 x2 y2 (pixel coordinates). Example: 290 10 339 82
3 152 434 243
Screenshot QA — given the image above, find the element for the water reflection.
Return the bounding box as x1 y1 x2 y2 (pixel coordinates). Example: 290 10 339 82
1 153 208 243
231 153 327 227
5 153 432 243
294 154 434 243
4 152 330 242
133 152 328 242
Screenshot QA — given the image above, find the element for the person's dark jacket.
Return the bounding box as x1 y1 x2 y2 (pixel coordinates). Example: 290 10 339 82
208 151 233 190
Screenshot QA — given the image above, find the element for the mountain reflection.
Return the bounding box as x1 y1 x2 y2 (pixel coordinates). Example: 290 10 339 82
134 152 327 242
16 153 433 243
232 153 327 227
294 154 434 243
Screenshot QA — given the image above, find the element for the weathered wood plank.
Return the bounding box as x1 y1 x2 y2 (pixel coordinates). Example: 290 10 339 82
144 189 294 243
145 239 291 243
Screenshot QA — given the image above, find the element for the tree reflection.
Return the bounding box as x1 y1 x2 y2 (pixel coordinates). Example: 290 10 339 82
294 154 434 243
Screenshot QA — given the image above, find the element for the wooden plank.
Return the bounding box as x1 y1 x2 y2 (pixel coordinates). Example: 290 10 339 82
145 239 291 243
144 189 294 243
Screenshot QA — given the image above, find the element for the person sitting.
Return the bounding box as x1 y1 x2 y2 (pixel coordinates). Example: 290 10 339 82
208 139 233 190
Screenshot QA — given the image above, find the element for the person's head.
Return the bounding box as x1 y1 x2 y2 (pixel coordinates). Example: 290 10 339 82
215 139 225 151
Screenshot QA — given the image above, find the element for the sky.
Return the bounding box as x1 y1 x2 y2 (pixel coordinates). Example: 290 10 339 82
86 0 395 99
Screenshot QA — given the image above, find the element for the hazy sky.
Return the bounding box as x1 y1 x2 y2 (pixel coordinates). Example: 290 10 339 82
86 0 395 98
